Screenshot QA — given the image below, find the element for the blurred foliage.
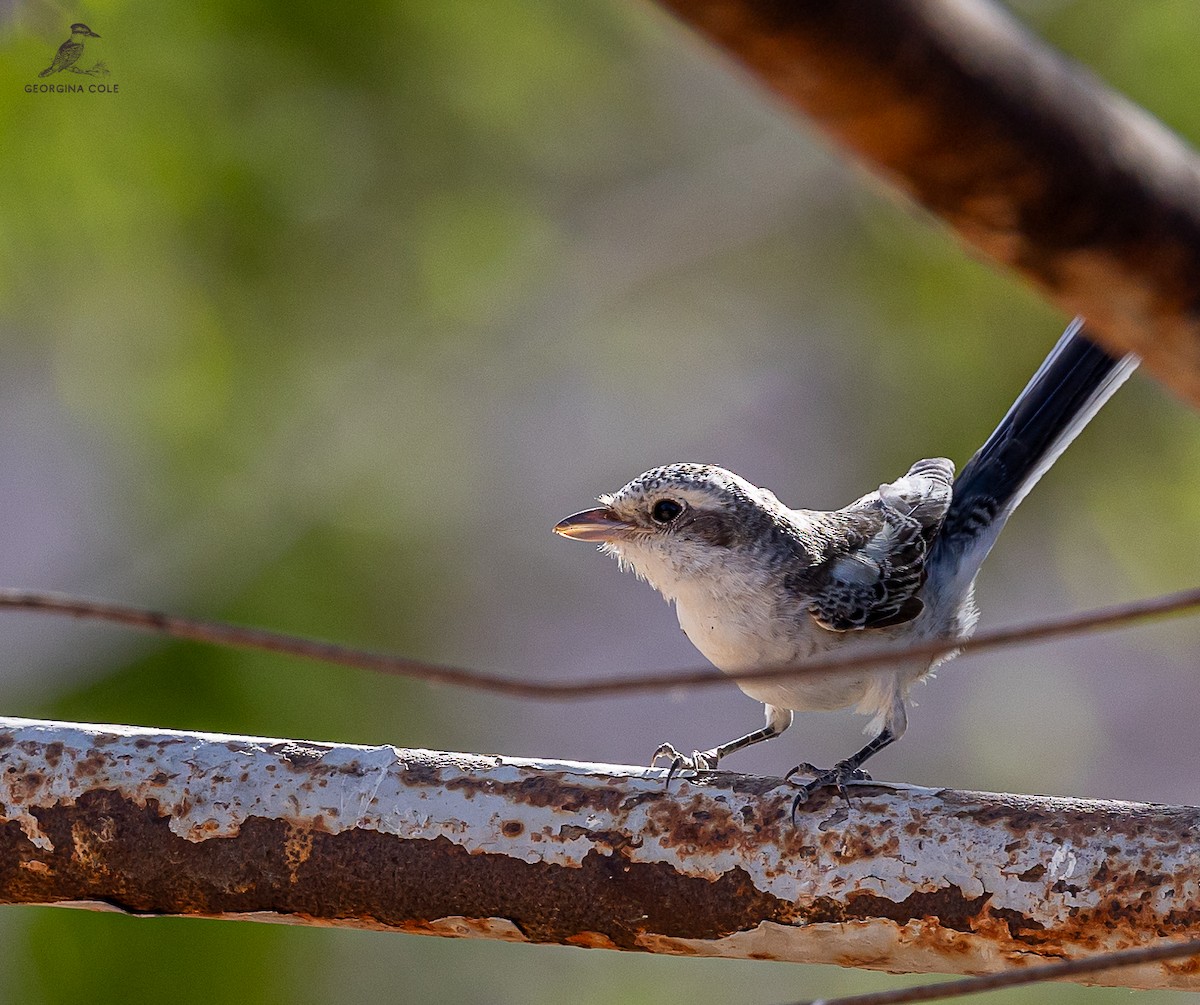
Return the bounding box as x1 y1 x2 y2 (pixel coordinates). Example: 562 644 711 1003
0 1 1198 1003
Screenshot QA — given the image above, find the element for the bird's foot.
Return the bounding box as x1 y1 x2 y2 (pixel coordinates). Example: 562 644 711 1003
651 743 719 787
785 761 872 821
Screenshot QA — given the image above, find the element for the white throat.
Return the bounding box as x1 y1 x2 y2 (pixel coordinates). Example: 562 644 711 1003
612 539 803 673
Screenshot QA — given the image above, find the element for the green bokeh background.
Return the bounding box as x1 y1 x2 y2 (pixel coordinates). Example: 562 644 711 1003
1 1 1198 1002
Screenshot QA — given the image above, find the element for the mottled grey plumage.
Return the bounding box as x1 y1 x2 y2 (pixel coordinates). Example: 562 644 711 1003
793 457 953 632
554 320 1137 804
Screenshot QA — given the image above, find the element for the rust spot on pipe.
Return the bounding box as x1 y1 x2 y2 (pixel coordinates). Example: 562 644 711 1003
283 825 314 883
839 888 990 933
0 789 799 948
565 931 620 949
445 773 634 815
1166 955 1200 977
398 763 442 788
268 742 330 769
990 906 1048 946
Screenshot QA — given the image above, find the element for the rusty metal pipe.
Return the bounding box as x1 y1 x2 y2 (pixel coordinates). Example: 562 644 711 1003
0 717 1197 989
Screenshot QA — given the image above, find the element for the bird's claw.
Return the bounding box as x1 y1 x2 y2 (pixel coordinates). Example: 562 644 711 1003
786 761 872 821
651 743 719 787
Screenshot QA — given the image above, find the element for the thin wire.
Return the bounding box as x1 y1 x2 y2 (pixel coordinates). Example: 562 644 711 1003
0 585 1197 699
792 938 1200 1005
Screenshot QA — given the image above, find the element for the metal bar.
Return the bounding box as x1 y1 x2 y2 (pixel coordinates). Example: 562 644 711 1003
0 717 1197 989
654 0 1200 407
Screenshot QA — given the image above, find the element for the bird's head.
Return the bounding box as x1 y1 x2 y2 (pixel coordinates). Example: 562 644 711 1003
553 463 789 600
70 23 100 37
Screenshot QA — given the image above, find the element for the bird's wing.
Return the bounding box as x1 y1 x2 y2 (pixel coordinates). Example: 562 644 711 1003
798 458 954 632
43 40 82 74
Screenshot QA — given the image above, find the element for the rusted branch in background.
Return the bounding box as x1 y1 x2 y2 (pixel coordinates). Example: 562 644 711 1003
655 0 1200 407
1 717 1197 990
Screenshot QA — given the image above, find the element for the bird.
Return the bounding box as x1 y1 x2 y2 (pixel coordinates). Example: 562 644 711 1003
39 23 100 78
553 319 1137 808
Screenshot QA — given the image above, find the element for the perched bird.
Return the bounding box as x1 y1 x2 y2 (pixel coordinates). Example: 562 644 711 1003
554 319 1137 806
39 23 100 77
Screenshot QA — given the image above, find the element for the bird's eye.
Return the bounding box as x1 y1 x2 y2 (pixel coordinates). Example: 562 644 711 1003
651 499 683 524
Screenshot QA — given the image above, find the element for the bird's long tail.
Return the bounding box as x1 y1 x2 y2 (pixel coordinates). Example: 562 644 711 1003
932 318 1138 583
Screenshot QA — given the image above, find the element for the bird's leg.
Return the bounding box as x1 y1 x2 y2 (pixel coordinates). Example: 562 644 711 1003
788 696 907 818
786 728 893 816
654 705 792 786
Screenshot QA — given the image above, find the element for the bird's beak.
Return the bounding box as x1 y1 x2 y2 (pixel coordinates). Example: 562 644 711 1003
553 507 632 542
85 28 100 37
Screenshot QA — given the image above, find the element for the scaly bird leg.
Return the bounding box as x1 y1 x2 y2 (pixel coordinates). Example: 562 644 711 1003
653 705 792 786
787 725 898 819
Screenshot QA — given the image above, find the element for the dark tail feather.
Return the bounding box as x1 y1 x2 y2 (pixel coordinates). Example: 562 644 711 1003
934 318 1137 578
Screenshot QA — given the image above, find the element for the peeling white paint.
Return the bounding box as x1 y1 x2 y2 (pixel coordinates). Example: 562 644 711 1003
1049 844 1078 881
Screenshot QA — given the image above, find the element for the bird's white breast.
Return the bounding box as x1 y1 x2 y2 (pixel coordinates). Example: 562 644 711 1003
671 572 964 726
670 577 885 714
613 533 960 723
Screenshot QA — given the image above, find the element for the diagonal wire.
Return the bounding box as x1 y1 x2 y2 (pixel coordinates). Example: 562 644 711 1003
0 585 1196 699
788 938 1200 1005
